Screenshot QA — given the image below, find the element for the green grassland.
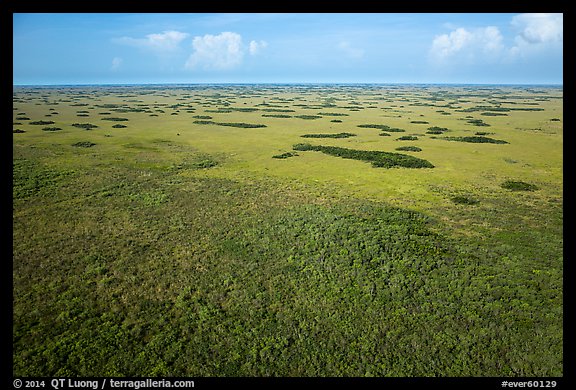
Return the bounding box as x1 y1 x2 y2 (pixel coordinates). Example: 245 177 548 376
13 85 562 376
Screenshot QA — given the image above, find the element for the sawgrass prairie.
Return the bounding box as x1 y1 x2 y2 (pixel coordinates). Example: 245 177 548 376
13 84 562 376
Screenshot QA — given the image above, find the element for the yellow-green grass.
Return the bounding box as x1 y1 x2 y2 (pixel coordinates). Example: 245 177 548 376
17 86 560 221
13 86 563 240
13 86 562 247
13 85 563 376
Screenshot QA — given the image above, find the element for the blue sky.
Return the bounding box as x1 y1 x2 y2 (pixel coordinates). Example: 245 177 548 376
13 13 563 85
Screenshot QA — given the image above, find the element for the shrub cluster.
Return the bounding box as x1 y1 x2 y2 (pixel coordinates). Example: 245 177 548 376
30 120 55 125
395 146 422 152
294 115 322 120
292 143 434 168
481 112 508 116
101 117 129 121
72 123 98 130
440 136 508 144
426 126 449 135
467 119 490 127
500 180 539 191
193 120 266 128
272 152 298 159
261 108 295 113
262 114 292 118
317 112 349 116
71 141 96 148
301 133 356 139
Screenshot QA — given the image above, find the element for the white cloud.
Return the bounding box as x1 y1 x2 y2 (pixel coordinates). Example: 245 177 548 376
185 32 244 70
115 30 189 53
145 30 189 51
430 28 472 59
429 26 504 64
480 27 505 54
510 13 563 58
430 14 563 65
249 40 268 55
111 57 123 71
511 13 563 44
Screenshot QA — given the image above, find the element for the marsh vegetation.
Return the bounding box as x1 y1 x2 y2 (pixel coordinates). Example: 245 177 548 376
12 84 563 377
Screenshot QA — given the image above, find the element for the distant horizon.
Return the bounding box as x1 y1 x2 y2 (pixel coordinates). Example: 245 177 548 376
12 81 564 88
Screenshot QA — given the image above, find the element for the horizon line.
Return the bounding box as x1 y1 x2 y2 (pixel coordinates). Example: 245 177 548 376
13 82 564 88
